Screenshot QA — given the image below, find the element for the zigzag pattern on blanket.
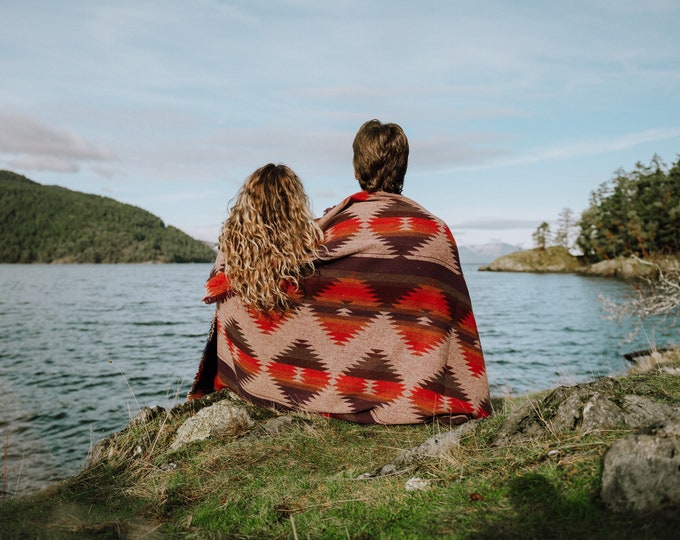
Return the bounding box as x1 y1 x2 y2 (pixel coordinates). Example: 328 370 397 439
191 191 492 424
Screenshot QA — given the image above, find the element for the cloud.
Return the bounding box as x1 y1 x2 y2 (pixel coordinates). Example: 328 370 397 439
514 128 680 164
200 126 352 172
89 166 118 180
432 127 680 174
453 219 541 230
0 112 116 173
4 155 80 173
411 133 512 170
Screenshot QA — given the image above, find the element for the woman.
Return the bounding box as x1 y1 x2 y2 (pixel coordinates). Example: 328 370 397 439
188 163 322 399
214 163 322 313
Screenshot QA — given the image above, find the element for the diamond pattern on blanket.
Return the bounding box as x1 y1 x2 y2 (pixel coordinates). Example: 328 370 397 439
443 227 463 263
222 318 262 382
368 201 441 256
335 349 405 411
249 309 290 335
268 339 331 406
190 191 492 424
323 215 363 253
409 367 475 416
458 311 487 377
310 278 381 344
222 317 255 357
390 285 450 354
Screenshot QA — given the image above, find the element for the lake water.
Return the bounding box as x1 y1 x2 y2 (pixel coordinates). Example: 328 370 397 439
0 263 675 497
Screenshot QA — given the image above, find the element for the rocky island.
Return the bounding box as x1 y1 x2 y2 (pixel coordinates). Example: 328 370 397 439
479 246 584 273
479 245 678 280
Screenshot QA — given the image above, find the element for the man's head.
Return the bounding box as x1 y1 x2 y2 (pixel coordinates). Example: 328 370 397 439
352 119 409 194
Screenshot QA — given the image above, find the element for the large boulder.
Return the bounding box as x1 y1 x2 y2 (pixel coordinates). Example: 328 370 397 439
492 378 680 446
601 422 680 513
170 400 255 451
576 257 659 279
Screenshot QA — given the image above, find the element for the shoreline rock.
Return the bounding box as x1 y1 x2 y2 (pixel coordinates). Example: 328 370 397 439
479 248 678 280
601 421 680 513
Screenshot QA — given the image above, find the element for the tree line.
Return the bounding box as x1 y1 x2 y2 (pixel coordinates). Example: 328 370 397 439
533 154 680 261
0 170 216 263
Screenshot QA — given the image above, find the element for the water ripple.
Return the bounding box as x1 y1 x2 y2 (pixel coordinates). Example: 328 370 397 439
0 262 675 496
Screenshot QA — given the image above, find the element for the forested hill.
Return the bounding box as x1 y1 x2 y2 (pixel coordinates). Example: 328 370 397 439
0 170 216 263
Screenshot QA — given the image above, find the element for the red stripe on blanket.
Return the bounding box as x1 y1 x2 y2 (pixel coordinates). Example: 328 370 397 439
394 285 450 318
394 323 447 355
204 272 231 303
250 310 288 335
315 278 380 307
325 216 363 243
407 217 441 235
233 348 262 377
410 387 476 415
335 375 404 401
267 362 332 391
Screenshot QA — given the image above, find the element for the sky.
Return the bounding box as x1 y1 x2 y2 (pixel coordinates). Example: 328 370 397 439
1 0 679 248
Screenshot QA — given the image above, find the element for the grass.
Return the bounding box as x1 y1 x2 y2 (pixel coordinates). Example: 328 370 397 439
2 359 679 539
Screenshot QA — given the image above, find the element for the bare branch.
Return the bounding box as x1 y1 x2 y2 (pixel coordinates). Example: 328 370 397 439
599 258 680 341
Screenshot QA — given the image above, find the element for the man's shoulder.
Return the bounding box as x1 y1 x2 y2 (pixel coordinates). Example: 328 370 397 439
384 193 448 225
319 191 449 230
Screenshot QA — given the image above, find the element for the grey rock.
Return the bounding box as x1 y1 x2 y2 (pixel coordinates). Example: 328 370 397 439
601 422 680 513
358 420 481 478
622 395 680 427
245 415 301 440
493 378 680 445
581 393 624 432
170 400 254 451
129 405 166 427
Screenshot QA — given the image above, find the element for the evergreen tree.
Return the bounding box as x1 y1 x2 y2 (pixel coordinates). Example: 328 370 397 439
576 155 680 261
553 207 578 251
532 222 551 250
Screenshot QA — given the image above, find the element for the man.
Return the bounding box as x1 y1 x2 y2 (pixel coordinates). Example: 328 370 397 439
190 119 492 425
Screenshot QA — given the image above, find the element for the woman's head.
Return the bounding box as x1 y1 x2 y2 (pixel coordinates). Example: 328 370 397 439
219 164 322 312
352 119 409 194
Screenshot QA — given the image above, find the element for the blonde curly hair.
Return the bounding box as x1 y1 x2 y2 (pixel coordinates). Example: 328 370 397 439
219 163 323 313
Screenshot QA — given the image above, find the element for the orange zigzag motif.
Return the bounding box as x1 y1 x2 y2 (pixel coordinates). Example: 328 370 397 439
324 216 363 244
409 387 476 416
335 350 405 404
203 272 231 304
392 285 450 355
312 278 381 344
249 309 288 335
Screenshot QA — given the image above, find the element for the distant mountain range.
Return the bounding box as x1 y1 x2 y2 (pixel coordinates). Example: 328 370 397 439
457 242 522 265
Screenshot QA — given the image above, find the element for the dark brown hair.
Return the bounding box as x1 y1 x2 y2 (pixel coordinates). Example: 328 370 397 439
352 119 409 194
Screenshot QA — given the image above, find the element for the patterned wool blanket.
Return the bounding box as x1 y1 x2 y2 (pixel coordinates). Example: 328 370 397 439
189 191 492 424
